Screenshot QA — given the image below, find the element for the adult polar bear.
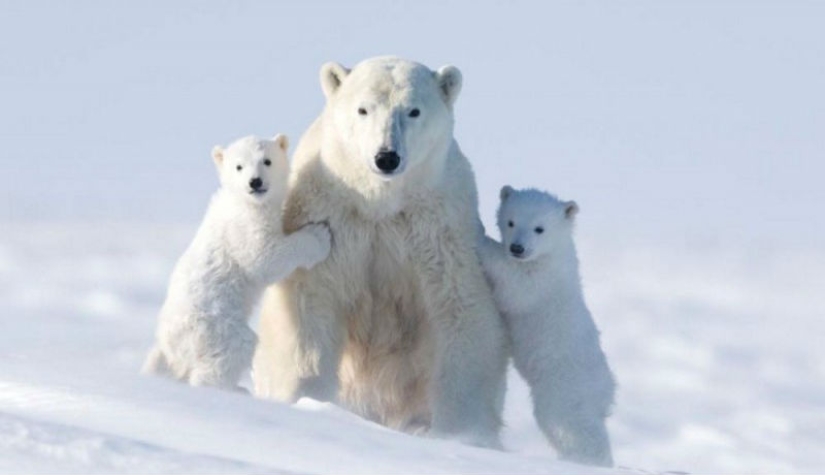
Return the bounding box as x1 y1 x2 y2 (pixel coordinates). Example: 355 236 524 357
253 57 508 447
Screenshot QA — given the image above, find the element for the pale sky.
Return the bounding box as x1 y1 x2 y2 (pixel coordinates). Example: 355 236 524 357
2 1 823 246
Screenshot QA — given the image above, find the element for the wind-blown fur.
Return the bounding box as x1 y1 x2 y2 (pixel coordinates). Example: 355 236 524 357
479 186 615 466
253 57 508 448
143 135 331 390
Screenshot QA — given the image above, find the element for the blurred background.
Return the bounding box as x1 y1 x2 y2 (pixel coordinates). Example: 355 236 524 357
1 1 824 473
2 1 823 246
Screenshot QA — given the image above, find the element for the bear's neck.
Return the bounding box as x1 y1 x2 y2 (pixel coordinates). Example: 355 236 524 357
213 189 282 228
321 162 444 221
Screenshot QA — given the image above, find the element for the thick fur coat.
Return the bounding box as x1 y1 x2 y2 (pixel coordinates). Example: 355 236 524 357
253 57 508 448
479 186 615 466
144 135 330 390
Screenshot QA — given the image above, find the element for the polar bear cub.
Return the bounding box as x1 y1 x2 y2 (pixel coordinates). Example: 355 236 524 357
143 134 331 390
478 186 615 466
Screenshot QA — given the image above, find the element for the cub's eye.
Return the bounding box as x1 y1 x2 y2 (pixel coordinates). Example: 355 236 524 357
535 227 544 234
409 108 420 118
236 165 243 171
263 159 272 167
358 107 368 116
508 220 514 228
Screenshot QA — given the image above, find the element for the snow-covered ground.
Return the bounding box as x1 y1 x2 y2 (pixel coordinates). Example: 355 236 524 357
2 2 824 473
1 223 822 474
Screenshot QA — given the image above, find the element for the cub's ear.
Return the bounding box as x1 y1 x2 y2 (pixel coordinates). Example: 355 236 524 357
211 145 224 166
320 62 350 98
435 65 462 107
272 133 289 153
565 201 579 220
500 185 515 201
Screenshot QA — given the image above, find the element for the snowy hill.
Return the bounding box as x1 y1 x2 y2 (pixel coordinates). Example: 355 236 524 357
2 1 824 472
1 223 823 473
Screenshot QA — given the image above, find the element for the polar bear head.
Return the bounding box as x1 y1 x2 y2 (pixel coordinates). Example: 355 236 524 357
496 186 579 261
212 134 289 204
318 57 462 188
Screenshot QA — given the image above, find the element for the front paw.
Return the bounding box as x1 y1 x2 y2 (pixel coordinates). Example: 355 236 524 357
301 223 332 267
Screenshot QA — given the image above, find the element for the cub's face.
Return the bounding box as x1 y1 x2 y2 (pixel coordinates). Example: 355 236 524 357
212 134 289 204
319 57 462 182
496 186 579 262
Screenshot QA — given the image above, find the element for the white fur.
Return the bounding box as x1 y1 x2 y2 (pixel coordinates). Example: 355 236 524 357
253 57 508 448
479 187 615 466
143 135 331 390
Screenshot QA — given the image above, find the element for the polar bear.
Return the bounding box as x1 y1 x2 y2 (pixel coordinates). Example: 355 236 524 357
252 57 508 447
143 134 331 390
478 186 615 466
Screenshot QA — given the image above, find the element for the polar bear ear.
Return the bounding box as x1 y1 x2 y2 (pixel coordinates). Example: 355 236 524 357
435 65 463 107
564 201 579 220
272 133 289 153
500 185 514 201
211 145 224 167
320 62 350 98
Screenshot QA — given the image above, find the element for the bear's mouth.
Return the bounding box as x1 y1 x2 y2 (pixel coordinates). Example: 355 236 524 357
509 250 533 261
249 189 268 195
369 164 407 181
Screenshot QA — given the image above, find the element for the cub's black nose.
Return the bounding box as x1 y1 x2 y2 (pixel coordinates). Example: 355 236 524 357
374 150 401 173
250 178 263 190
510 243 525 256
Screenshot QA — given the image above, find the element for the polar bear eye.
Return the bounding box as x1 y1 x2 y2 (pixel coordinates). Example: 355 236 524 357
535 227 544 234
236 165 243 172
508 220 514 228
264 159 272 167
358 107 368 116
409 108 420 118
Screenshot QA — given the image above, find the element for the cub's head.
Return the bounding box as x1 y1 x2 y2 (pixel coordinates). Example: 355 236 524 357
318 56 462 182
212 134 289 204
496 186 579 261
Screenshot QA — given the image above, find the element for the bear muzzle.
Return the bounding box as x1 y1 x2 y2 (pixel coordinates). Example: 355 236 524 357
374 150 403 176
249 177 267 195
510 243 526 258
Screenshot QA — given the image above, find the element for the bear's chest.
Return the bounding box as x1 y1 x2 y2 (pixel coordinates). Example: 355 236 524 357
323 213 432 368
494 267 550 318
327 209 431 316
367 219 417 285
338 213 418 286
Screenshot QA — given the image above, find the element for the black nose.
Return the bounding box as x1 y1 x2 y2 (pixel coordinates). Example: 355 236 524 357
250 178 263 190
510 244 524 256
374 150 401 173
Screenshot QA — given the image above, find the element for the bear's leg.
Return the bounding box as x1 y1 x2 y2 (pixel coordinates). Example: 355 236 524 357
422 254 508 448
535 406 614 467
141 346 171 376
293 301 342 402
518 346 615 465
188 317 257 390
254 281 344 402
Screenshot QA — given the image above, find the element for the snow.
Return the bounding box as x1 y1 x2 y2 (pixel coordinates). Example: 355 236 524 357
2 1 824 473
1 224 823 473
0 224 605 475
